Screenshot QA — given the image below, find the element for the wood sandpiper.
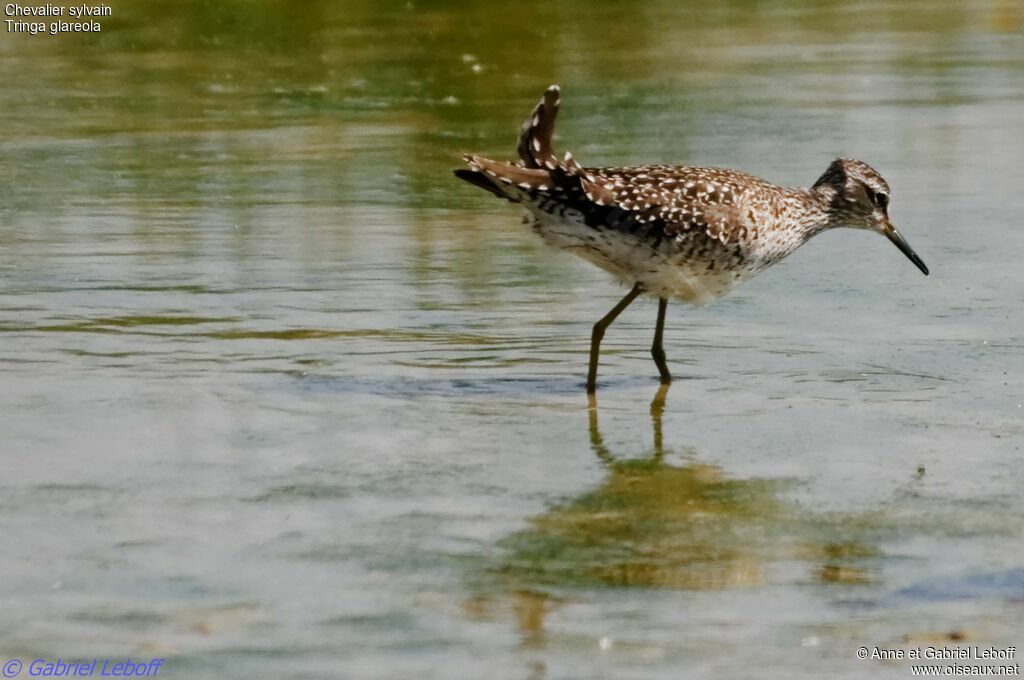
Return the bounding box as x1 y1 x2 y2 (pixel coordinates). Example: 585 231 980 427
455 85 929 393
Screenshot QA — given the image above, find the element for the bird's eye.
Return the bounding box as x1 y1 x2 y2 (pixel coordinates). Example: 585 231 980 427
873 191 889 209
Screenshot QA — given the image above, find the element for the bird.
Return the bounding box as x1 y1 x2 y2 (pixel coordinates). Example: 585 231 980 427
454 85 929 394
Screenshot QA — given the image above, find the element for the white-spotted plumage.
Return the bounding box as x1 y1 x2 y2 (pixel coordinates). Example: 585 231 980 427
453 85 928 389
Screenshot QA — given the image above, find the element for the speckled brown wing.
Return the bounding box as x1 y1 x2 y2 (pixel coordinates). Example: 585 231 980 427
456 85 780 252
579 165 770 246
456 157 761 253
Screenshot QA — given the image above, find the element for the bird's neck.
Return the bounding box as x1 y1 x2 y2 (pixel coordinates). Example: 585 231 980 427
784 186 841 240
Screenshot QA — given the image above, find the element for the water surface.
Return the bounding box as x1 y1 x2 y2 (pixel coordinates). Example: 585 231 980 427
2 1 1023 677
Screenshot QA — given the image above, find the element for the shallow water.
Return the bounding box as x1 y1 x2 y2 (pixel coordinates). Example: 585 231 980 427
2 1 1023 677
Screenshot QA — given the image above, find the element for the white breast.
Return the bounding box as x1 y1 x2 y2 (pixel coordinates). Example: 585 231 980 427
530 210 751 304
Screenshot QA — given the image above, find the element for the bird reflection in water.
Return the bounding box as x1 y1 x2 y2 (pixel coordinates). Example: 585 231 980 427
464 386 880 651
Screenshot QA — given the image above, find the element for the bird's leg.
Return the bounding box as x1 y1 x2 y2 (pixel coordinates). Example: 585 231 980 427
586 283 643 393
651 298 672 385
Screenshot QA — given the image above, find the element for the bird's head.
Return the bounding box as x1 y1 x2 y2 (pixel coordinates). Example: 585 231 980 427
812 158 928 276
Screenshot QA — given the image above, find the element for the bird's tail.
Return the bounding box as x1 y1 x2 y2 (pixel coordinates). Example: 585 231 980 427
454 85 585 198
